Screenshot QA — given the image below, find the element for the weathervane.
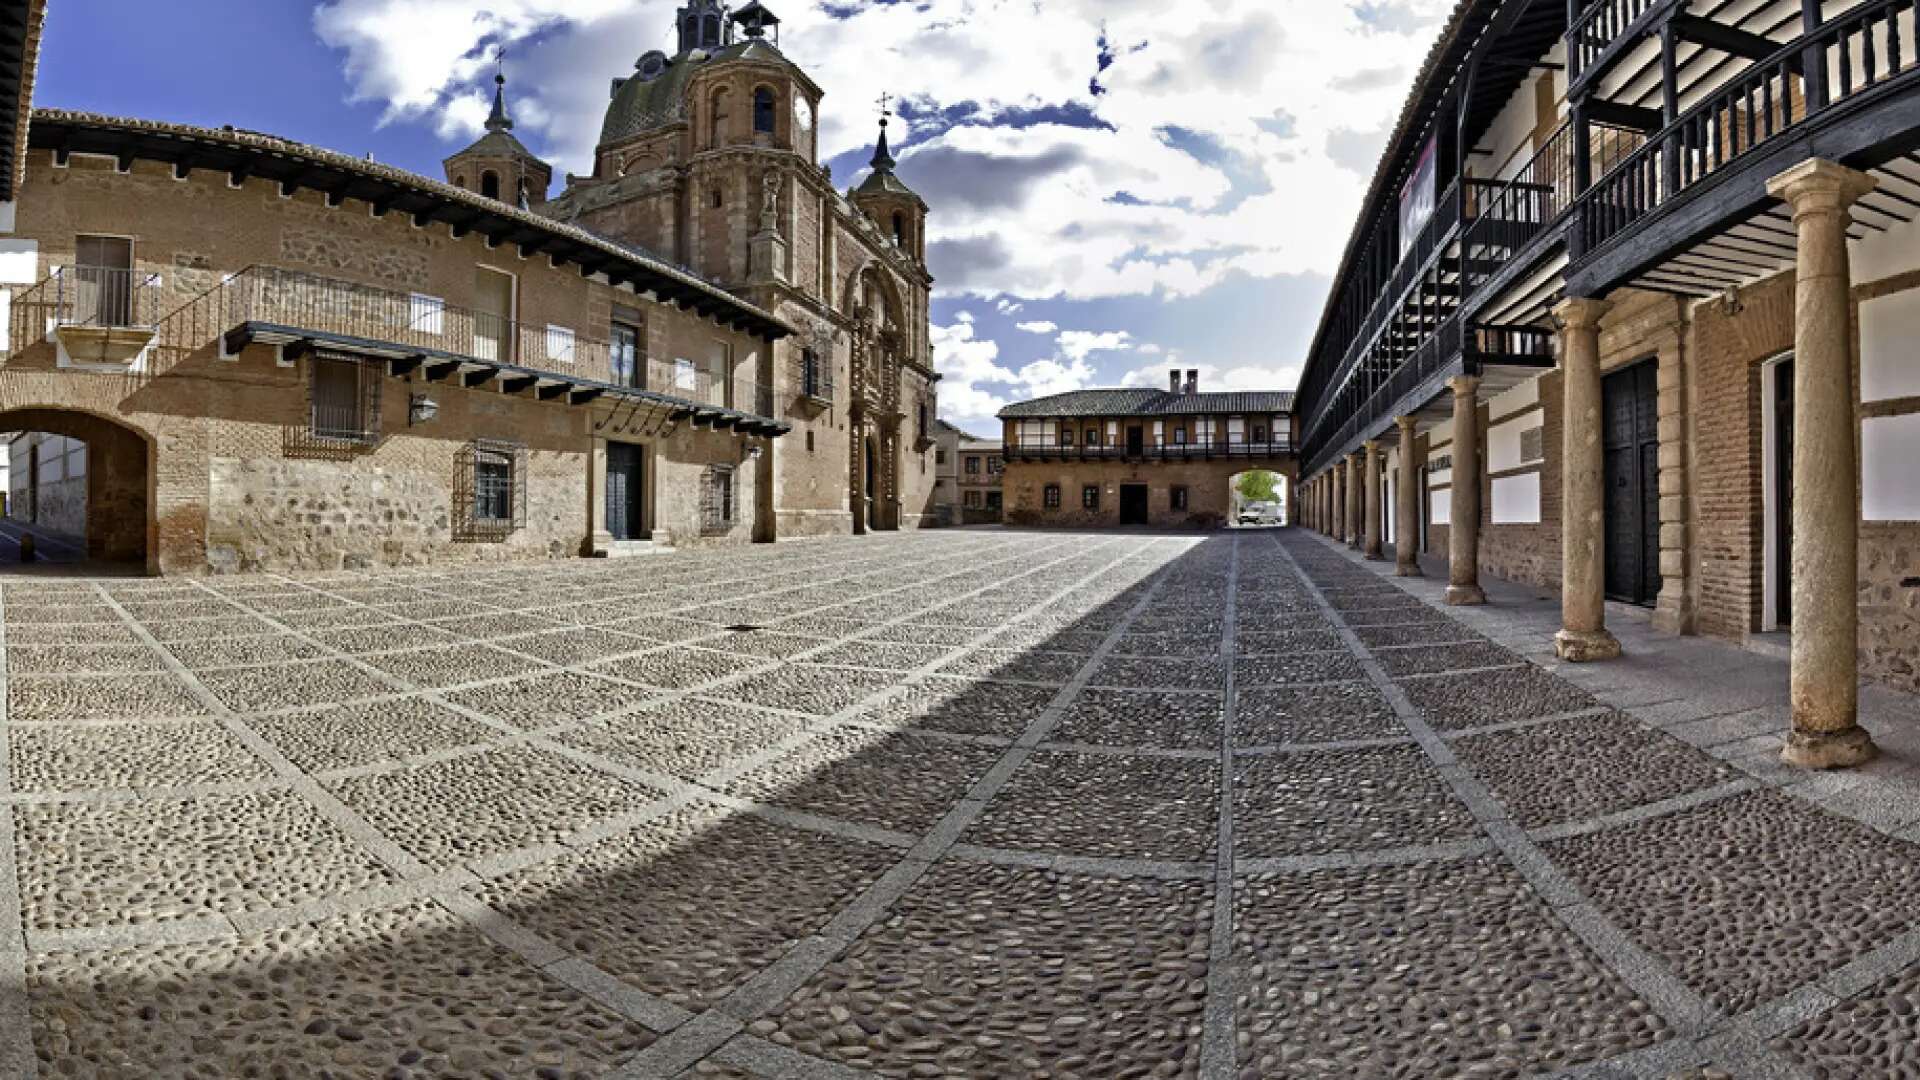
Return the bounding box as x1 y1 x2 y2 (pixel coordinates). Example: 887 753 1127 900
877 92 893 125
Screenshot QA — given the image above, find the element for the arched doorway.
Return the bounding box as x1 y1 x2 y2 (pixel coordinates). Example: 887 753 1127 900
0 408 151 569
1229 469 1288 528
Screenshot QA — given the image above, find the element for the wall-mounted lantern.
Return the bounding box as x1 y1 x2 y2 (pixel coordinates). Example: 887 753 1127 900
409 394 440 426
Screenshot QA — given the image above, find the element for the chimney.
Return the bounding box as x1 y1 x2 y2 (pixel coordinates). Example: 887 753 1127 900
1185 369 1199 395
1169 369 1182 394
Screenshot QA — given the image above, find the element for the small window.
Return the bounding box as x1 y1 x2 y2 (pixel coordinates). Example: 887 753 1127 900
1173 426 1187 445
711 187 725 209
1044 484 1061 509
457 439 526 538
702 465 736 535
964 491 982 508
409 293 446 336
1082 485 1100 510
801 347 829 399
1085 428 1101 446
807 430 816 453
987 491 1002 511
892 212 907 247
753 88 777 134
481 171 501 201
1059 429 1074 447
987 457 1002 474
1171 486 1189 511
935 448 947 464
1252 425 1267 444
965 456 980 475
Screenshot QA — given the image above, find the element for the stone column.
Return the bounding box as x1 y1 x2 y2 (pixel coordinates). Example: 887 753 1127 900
1446 375 1487 606
1363 440 1385 560
1347 452 1364 548
1336 465 1351 541
586 435 613 557
1395 416 1422 576
850 422 868 536
1768 157 1878 770
1554 297 1622 662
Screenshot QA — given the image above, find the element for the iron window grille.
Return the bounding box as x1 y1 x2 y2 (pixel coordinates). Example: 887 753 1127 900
965 457 980 475
611 321 644 388
308 353 383 446
1044 484 1061 509
1172 486 1189 511
1082 485 1100 510
702 464 736 535
454 439 528 540
800 346 833 400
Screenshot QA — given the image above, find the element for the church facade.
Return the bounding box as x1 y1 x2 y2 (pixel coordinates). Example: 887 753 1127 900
539 1 941 537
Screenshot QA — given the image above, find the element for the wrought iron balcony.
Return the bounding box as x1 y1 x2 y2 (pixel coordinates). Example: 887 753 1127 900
12 265 164 369
205 266 778 423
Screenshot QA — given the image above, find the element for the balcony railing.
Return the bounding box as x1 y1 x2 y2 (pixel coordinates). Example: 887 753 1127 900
12 265 164 354
209 266 775 418
1568 0 1672 86
1578 0 1917 255
1005 439 1295 462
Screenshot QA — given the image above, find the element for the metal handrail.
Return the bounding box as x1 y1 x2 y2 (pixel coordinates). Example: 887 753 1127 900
212 265 775 417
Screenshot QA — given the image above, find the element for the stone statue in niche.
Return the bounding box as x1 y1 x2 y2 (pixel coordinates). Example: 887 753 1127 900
759 172 780 234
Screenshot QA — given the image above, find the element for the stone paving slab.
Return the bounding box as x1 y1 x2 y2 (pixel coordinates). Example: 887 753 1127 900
5 528 1920 1080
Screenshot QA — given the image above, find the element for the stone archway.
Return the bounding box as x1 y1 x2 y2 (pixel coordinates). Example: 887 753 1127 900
0 408 152 569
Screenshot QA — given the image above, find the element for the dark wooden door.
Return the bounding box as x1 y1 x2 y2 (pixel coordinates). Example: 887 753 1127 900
1126 426 1144 456
1775 359 1795 625
1119 484 1149 525
606 443 645 541
1602 362 1662 606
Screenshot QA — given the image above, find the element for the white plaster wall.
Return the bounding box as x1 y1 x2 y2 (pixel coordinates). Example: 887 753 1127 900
1864 413 1920 521
1859 288 1920 403
1492 472 1543 525
1431 485 1452 524
1854 201 1920 285
1489 418 1529 473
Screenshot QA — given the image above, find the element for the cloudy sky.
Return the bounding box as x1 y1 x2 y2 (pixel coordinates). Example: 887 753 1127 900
38 0 1454 435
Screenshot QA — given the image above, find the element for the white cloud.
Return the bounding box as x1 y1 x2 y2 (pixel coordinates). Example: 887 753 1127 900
1014 320 1057 335
317 0 1450 297
1056 330 1134 362
1120 358 1302 394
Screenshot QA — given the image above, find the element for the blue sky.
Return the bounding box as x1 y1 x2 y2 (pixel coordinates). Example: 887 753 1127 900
35 0 1454 435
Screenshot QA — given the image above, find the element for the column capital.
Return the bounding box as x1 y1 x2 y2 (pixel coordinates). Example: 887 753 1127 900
1767 158 1877 216
1447 374 1480 399
1362 437 1379 453
1552 296 1612 331
1395 414 1418 433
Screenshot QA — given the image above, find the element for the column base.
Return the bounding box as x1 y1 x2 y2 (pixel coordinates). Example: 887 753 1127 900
1445 584 1486 606
1395 561 1423 578
1782 725 1879 770
1364 549 1385 561
1554 628 1622 663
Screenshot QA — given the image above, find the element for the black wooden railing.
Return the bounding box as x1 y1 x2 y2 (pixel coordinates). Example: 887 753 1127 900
1568 0 1671 85
1578 0 1917 254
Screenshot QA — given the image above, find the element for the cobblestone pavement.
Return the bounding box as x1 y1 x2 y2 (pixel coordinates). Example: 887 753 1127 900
3 529 1920 1079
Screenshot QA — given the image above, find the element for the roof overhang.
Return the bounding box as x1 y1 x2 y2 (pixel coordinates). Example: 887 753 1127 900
0 0 45 201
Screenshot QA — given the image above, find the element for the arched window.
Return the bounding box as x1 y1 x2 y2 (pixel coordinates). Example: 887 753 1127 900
704 13 722 45
710 89 731 147
753 88 776 135
480 171 500 201
454 175 467 190
892 212 907 247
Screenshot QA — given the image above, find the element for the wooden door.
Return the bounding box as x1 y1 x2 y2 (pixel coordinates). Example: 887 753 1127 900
1775 359 1795 626
606 443 645 541
1602 361 1662 606
1119 484 1149 525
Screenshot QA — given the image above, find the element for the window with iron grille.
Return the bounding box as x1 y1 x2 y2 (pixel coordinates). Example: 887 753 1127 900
308 353 382 445
1082 485 1100 510
800 347 830 399
702 465 736 535
964 490 981 508
1044 484 1061 509
965 456 980 475
1172 486 1189 511
453 439 528 540
1059 428 1074 447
